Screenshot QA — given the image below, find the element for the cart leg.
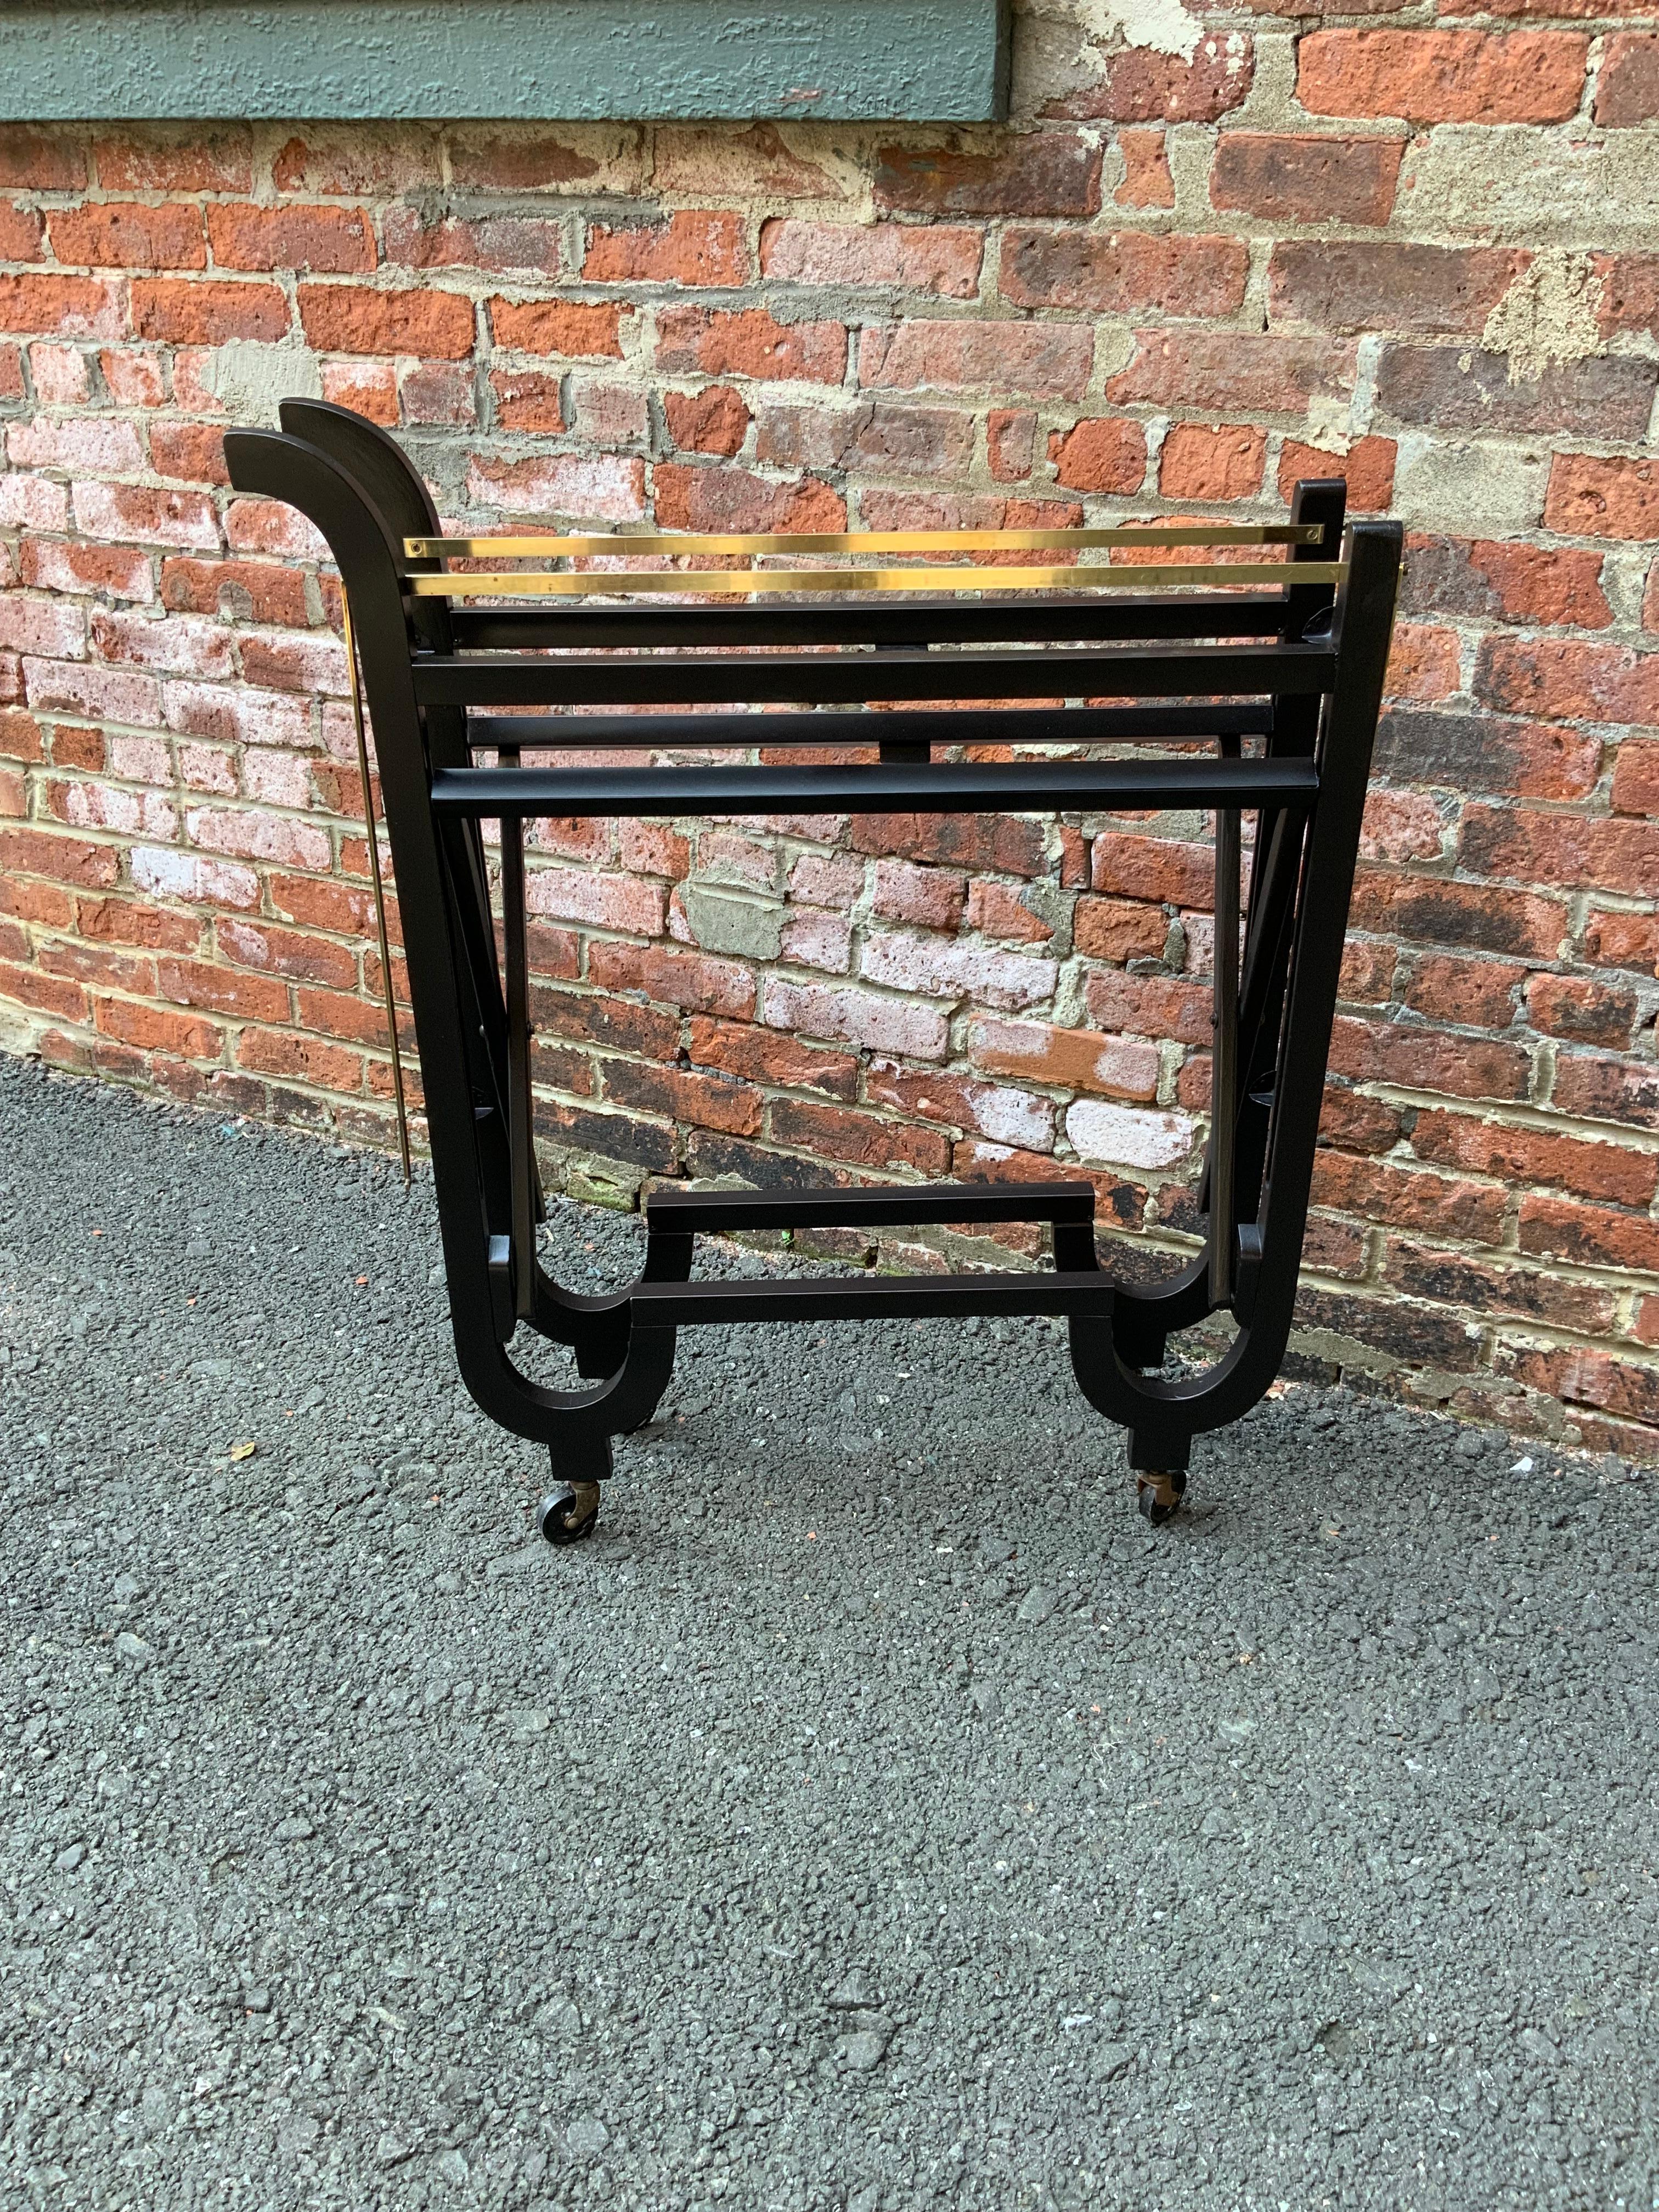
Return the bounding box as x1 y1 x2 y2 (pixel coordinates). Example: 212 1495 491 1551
1129 1432 1190 1527
539 1431 613 1548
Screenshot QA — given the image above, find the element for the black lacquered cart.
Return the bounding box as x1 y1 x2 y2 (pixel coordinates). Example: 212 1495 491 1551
225 404 1400 1544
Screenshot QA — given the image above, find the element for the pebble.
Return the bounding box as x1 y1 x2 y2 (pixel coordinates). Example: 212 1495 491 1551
54 1842 86 1872
566 2118 610 2158
113 1631 154 1668
273 1815 314 1842
1016 1583 1056 1624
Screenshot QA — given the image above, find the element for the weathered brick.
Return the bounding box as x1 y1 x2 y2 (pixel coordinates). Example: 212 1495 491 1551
761 975 947 1059
1519 1192 1659 1274
873 134 1102 217
1064 40 1254 123
1073 895 1169 963
131 278 289 346
861 927 1057 1012
1311 1150 1507 1242
49 201 205 272
1298 31 1589 123
447 125 635 194
865 1060 1054 1152
1400 536 1611 633
1544 453 1659 543
588 939 754 1018
1115 131 1175 210
760 219 980 298
0 273 123 340
467 450 646 523
1083 968 1212 1046
968 1015 1160 1102
1612 736 1659 817
1594 31 1659 125
207 202 376 275
96 128 250 193
1351 865 1567 961
1106 330 1356 413
585 208 747 286
298 284 474 359
1525 970 1639 1048
1328 1012 1532 1102
602 1056 762 1138
1048 417 1147 495
687 1015 859 1098
859 319 1094 401
1475 634 1659 726
770 1095 951 1176
0 200 46 263
1373 708 1600 802
657 304 845 383
1584 907 1659 975
853 811 1045 879
1159 423 1266 502
1000 229 1248 318
1090 831 1214 910
1381 345 1655 441
756 398 975 479
0 125 86 190
490 296 625 359
1385 1242 1618 1339
1401 950 1522 1028
663 383 749 456
653 462 843 535
1271 243 1523 337
1211 132 1403 225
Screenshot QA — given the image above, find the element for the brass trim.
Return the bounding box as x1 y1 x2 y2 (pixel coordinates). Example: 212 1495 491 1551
405 522 1327 560
408 560 1346 600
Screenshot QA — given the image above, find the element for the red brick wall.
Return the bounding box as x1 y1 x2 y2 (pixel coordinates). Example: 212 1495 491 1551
1 17 1657 1455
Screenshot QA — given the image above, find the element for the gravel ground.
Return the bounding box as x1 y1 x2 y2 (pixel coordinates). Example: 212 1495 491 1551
2 1053 1656 2212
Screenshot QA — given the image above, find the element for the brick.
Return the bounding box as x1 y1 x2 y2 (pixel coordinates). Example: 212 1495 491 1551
1211 133 1403 225
160 555 307 628
206 202 375 275
1082 968 1212 1046
587 939 755 1018
1318 1086 1406 1155
1552 1051 1659 1131
859 319 1094 401
687 1015 859 1099
867 1058 1056 1152
1106 330 1355 414
870 857 965 933
235 1024 362 1092
1328 1012 1532 1102
582 208 746 287
1386 1242 1618 1339
130 844 259 911
853 810 1044 880
1269 242 1522 337
50 202 205 271
1385 624 1459 704
450 120 639 191
0 273 123 340
1594 31 1659 124
1462 803 1659 898
1066 1097 1194 1171
1359 787 1442 864
155 955 289 1025
0 595 87 659
1382 346 1654 442
1400 535 1610 631
0 126 86 190
0 708 44 764
861 927 1056 1012
1593 253 1659 344
382 207 563 276
756 398 975 480
761 975 947 1059
489 297 625 359
966 879 1053 945
664 383 748 456
1115 131 1175 210
760 218 981 300
1073 895 1168 963
25 658 163 726
1519 1192 1659 1274
656 305 845 385
399 361 475 427
1001 229 1247 319
770 1095 951 1177
523 866 663 936
1090 831 1214 910
987 408 1035 482
652 123 838 202
0 200 44 261
1297 31 1589 124
1475 634 1659 727
1065 40 1255 123
0 960 88 1023
130 279 289 347
217 918 357 991
618 821 690 881
1525 970 1638 1049
1612 737 1659 816
653 462 843 535
1373 708 1600 802
97 994 222 1062
1401 950 1522 1028
95 128 251 193
148 422 230 486
319 360 398 423
466 451 646 524
873 134 1102 217
8 410 146 474
298 284 474 359
1047 417 1148 495
1544 453 1659 543
0 473 70 531
602 1056 763 1137
1584 908 1659 975
968 1015 1160 1103
1310 1150 1506 1242
1159 423 1266 503
487 370 566 435
1350 866 1567 961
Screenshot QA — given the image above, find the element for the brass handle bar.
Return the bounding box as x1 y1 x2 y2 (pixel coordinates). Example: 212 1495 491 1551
404 522 1329 560
407 560 1346 600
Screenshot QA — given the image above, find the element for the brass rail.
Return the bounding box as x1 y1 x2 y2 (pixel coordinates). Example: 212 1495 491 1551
408 561 1346 600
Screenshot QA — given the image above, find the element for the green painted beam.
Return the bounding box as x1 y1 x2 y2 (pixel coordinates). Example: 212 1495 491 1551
0 0 1010 121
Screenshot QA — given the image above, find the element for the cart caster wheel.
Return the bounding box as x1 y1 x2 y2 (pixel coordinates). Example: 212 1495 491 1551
539 1481 600 1546
1136 1471 1187 1527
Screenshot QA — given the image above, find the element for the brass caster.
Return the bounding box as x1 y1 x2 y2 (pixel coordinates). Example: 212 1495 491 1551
1136 1471 1187 1528
539 1481 600 1545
